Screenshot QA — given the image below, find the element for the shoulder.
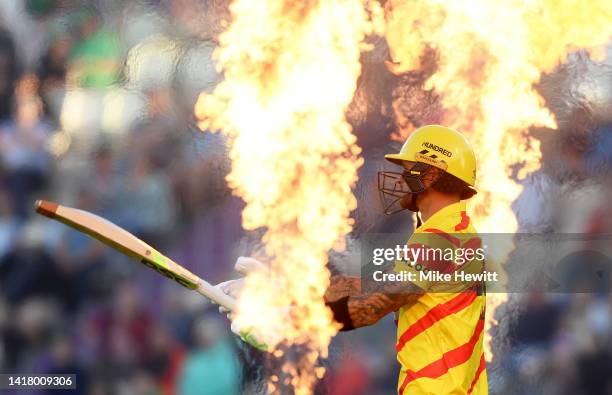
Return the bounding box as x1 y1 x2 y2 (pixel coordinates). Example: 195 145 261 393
422 206 478 232
412 210 479 249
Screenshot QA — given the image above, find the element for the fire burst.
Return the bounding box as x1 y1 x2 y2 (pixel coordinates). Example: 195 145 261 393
195 0 382 393
386 0 612 360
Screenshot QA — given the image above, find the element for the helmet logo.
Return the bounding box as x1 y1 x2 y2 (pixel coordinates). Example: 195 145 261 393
415 150 448 171
422 142 452 157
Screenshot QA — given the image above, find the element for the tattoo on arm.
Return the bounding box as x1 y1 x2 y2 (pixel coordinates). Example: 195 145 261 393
327 263 425 329
348 292 418 328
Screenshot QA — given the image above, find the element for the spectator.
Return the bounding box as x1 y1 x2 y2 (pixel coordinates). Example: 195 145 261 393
67 9 121 89
177 316 240 395
0 221 59 304
37 33 73 118
146 324 187 395
0 74 53 218
87 281 154 370
1 298 60 372
325 350 370 395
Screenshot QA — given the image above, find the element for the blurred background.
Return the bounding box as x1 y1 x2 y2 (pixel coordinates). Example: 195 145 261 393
0 1 610 394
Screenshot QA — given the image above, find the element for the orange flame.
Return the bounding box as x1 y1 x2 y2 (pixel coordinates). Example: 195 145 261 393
195 1 382 393
385 0 612 360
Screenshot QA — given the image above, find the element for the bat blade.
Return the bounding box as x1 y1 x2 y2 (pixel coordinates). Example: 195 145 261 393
35 200 236 311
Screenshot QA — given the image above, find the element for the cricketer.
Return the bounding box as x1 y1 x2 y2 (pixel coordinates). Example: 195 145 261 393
218 125 487 394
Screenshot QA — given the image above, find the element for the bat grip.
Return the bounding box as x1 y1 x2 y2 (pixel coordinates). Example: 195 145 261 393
196 280 238 312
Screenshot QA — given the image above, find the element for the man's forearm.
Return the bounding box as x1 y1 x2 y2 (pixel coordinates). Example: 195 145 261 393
326 275 420 329
348 293 416 328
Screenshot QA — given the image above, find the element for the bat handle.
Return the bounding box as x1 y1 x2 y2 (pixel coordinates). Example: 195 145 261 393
196 280 238 312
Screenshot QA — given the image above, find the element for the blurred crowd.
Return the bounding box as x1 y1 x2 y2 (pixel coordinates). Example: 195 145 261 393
0 1 244 394
0 1 610 395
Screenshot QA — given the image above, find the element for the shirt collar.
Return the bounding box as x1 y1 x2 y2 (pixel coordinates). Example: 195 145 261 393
416 201 466 231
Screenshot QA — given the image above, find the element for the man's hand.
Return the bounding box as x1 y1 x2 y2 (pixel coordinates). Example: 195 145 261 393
214 257 269 351
215 278 244 315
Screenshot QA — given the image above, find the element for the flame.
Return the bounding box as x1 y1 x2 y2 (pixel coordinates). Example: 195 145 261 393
195 0 382 393
385 0 612 360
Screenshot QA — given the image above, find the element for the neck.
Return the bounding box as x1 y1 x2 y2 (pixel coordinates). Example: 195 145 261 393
418 193 460 222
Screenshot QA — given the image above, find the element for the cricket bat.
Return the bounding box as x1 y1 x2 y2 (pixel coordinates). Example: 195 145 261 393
34 200 236 311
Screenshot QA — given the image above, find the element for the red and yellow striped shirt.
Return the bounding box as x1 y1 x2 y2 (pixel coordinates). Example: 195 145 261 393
395 201 487 394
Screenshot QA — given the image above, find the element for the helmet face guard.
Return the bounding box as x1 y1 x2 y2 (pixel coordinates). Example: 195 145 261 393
377 162 434 215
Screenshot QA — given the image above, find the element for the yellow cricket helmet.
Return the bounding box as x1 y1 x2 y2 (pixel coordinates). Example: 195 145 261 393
384 124 477 187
